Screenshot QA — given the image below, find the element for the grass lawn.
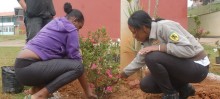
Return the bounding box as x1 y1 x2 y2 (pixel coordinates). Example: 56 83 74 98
0 47 24 99
203 44 220 75
188 2 220 16
0 44 220 98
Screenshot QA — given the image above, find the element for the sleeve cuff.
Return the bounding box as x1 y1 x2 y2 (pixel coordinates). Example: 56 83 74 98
121 72 129 78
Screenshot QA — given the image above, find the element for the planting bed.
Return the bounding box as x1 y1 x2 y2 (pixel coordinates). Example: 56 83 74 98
59 73 220 99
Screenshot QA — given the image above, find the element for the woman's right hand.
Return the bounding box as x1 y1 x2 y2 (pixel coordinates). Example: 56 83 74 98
138 45 159 55
87 93 97 99
111 72 127 85
86 87 97 99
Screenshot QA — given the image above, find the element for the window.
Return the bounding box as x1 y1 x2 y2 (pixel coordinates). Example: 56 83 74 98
9 26 14 32
2 16 13 23
3 27 8 32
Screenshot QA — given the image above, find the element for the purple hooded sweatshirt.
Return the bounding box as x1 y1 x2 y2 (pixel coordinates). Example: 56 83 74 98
24 17 81 61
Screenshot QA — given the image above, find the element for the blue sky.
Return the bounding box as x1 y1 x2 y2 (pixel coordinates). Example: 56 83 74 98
0 0 193 13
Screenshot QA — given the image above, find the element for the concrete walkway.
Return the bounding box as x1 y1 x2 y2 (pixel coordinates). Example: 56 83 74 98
199 38 220 46
0 40 25 47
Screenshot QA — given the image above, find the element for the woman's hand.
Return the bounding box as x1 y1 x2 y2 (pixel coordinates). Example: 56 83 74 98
86 90 97 99
86 87 98 99
138 45 159 55
78 73 97 99
111 72 127 85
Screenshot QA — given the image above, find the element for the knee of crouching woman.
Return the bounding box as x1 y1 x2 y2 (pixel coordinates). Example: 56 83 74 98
140 79 151 93
77 63 84 76
144 52 161 63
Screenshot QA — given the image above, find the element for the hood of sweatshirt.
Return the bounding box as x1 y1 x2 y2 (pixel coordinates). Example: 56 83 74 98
46 17 77 33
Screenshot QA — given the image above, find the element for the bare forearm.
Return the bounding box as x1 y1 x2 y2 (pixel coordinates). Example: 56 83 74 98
78 72 97 98
78 73 90 95
18 0 26 11
159 44 167 52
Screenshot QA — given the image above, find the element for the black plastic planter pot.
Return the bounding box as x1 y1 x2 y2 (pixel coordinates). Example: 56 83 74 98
1 66 24 93
216 57 220 64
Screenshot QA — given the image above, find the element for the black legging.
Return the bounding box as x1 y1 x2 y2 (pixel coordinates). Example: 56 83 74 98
14 58 84 93
140 52 209 94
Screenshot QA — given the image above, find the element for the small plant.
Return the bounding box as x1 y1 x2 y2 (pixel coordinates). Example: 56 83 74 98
192 16 210 41
80 28 120 98
126 0 142 17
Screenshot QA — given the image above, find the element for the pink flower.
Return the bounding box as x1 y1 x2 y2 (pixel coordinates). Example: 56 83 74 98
108 74 113 78
116 74 121 78
106 69 113 78
91 64 97 70
89 83 95 89
105 86 112 92
90 39 97 44
198 28 204 33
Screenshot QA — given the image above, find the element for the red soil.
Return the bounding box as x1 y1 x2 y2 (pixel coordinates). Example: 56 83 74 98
59 77 220 99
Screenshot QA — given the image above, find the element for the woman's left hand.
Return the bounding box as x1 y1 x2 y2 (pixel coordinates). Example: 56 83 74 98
86 91 98 99
87 93 98 99
138 45 159 55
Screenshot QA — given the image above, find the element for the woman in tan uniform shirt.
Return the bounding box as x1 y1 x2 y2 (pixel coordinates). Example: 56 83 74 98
120 10 210 99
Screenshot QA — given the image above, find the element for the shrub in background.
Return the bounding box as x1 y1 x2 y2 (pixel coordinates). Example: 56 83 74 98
192 16 210 41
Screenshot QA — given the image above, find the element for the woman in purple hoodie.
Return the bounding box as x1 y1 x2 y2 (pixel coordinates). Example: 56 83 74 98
14 2 97 99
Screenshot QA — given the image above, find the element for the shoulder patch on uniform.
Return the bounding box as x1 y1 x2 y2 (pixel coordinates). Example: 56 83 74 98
169 32 179 42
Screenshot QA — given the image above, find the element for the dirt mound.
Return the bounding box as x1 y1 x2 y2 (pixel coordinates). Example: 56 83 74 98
58 77 220 99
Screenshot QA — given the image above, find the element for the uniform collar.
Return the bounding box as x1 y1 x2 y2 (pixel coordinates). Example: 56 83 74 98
141 22 158 46
149 22 157 40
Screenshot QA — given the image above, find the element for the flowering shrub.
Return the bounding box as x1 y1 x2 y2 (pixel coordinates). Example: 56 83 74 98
192 16 210 41
194 27 210 41
79 28 120 97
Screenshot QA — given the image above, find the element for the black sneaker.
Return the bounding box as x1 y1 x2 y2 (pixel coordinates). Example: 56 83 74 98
179 84 195 99
162 93 179 99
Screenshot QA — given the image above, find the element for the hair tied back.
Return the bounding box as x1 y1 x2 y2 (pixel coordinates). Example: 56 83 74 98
64 2 73 14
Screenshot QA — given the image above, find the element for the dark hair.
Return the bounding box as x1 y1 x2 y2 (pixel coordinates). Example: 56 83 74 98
154 18 164 22
128 10 164 29
64 2 84 22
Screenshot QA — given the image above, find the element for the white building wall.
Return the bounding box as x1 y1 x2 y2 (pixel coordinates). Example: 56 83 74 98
0 22 14 35
200 11 220 37
188 11 220 37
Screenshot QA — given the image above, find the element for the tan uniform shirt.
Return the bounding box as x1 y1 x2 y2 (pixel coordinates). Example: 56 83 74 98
123 20 204 77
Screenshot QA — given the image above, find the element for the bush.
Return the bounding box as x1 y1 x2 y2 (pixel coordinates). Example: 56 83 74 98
191 16 210 41
80 28 120 98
